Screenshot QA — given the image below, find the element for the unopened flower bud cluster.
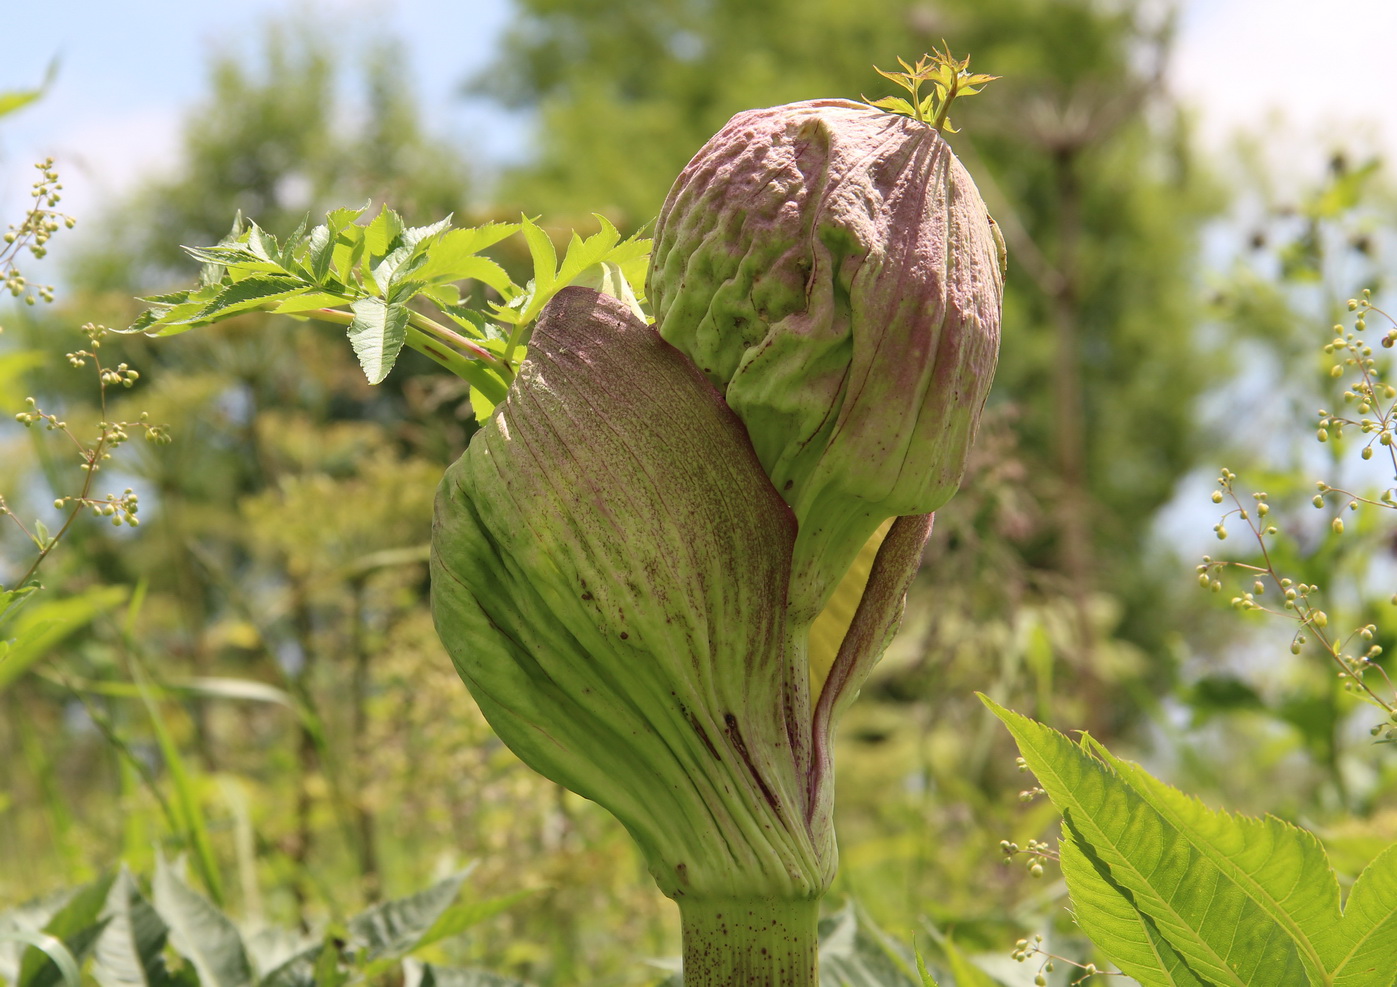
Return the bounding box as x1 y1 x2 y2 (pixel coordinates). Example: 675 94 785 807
1 160 72 318
1198 291 1397 730
1010 933 1107 986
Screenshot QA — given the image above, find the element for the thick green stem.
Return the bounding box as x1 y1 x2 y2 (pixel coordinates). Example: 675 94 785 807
677 895 820 987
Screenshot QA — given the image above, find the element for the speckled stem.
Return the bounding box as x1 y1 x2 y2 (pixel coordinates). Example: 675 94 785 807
678 896 820 987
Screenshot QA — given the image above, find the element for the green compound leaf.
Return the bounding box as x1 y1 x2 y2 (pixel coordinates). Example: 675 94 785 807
983 696 1397 987
182 275 308 325
347 297 410 385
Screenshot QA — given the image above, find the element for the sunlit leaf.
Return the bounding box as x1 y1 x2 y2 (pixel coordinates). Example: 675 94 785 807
364 205 406 261
151 857 252 987
179 276 307 324
0 585 129 693
347 297 410 385
90 869 185 987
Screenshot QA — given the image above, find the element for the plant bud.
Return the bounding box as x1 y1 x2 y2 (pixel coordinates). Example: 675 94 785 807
431 288 830 900
650 98 1003 617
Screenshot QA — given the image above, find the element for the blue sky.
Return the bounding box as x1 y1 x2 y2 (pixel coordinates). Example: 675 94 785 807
4 0 1396 225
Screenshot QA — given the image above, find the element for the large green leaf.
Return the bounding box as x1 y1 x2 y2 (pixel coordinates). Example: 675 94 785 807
90 869 189 987
1323 841 1397 987
150 857 253 987
17 873 115 987
985 697 1397 987
346 869 468 964
1058 831 1211 987
0 585 129 693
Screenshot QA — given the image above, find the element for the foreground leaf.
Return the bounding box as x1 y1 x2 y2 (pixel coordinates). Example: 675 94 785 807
17 873 115 987
91 869 188 987
1057 832 1209 987
984 697 1397 987
151 858 253 987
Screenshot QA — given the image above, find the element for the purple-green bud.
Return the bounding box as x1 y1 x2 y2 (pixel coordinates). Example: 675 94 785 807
650 98 1004 619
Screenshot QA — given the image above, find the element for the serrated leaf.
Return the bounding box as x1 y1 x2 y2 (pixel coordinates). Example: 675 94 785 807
1318 840 1397 986
347 870 471 967
91 869 182 987
182 245 283 276
1058 831 1211 987
413 248 514 297
984 697 1397 987
986 699 1311 985
519 217 557 301
468 385 496 424
306 224 337 284
403 215 454 252
334 224 367 286
271 291 352 315
555 215 620 283
135 289 197 308
346 297 410 385
420 283 462 308
278 214 309 271
151 857 253 987
364 205 406 261
867 96 917 117
179 276 308 324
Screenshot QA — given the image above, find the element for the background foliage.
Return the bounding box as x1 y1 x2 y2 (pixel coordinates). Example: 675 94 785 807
2 1 1395 984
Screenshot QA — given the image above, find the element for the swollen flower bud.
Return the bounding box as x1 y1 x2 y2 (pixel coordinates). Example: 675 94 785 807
431 288 829 902
650 98 1003 618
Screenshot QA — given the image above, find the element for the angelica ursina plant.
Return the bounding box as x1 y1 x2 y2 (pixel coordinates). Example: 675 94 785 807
124 54 1005 986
